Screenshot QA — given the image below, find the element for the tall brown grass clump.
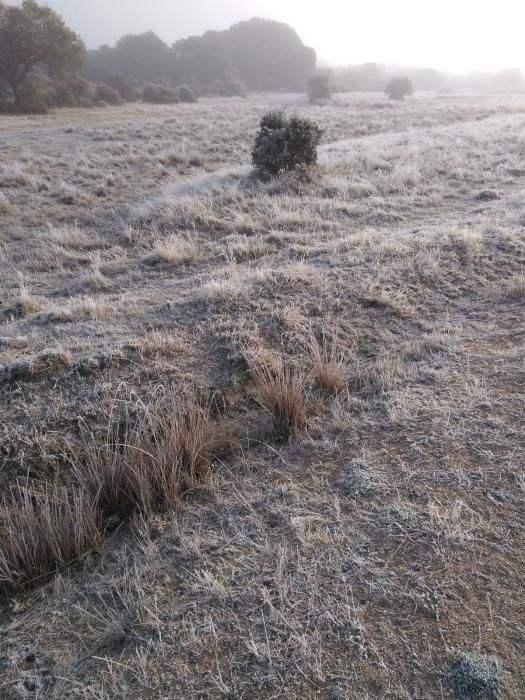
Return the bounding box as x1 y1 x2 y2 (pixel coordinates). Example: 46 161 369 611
247 354 307 440
0 484 102 591
305 330 348 393
73 394 211 518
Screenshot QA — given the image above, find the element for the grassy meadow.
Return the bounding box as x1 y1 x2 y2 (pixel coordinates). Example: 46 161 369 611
0 92 524 698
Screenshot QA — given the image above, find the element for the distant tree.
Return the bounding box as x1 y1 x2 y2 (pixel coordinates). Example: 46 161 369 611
84 18 315 95
357 62 386 91
0 0 85 111
227 19 316 91
385 77 413 100
307 74 331 103
492 68 524 91
410 67 444 91
173 31 235 85
111 32 173 84
83 45 115 83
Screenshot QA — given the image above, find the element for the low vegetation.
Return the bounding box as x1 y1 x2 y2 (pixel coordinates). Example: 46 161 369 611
385 76 414 100
251 110 322 175
307 73 332 103
0 91 524 698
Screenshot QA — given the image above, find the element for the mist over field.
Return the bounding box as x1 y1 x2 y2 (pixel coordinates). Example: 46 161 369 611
5 0 525 71
0 1 524 698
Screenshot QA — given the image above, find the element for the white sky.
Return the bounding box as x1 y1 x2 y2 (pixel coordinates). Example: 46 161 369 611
7 0 525 72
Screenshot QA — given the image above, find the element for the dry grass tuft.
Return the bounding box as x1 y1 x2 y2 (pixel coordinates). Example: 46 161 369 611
305 330 349 393
0 393 214 589
2 282 42 319
0 483 102 591
141 234 204 266
77 257 112 292
73 394 211 519
500 273 525 300
0 191 15 214
35 296 109 324
46 223 105 251
247 353 307 440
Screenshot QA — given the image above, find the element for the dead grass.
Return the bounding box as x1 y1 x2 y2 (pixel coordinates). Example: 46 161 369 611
141 234 204 266
501 273 525 300
72 393 211 518
0 94 524 698
76 257 112 292
0 348 73 384
45 223 105 251
2 281 42 319
0 483 102 591
247 352 307 440
0 392 213 590
305 329 349 393
35 296 109 324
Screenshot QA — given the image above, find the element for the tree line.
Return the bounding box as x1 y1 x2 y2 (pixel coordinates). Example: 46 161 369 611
0 1 317 112
1 1 523 114
84 20 316 96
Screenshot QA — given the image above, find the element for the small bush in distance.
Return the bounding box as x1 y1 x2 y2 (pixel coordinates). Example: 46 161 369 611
308 74 331 103
105 75 137 102
94 83 122 106
142 83 179 104
385 77 414 100
50 75 91 108
176 84 198 103
251 110 322 176
16 79 49 114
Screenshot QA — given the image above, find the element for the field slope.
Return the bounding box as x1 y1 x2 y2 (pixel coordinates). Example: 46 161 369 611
0 94 524 698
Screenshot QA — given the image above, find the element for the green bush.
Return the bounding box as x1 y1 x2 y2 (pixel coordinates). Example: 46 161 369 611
251 110 322 176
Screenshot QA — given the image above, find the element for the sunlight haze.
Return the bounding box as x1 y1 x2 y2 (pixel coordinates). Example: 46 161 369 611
7 0 525 72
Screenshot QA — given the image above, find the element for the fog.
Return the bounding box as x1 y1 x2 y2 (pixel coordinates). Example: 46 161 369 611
6 0 525 72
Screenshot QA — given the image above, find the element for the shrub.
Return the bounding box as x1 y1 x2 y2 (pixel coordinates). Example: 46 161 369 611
0 80 11 112
385 77 414 100
176 84 198 103
142 83 179 104
308 74 331 103
67 76 91 101
50 82 76 108
447 652 501 699
105 74 137 102
50 75 91 108
94 83 123 105
16 79 48 114
251 110 322 176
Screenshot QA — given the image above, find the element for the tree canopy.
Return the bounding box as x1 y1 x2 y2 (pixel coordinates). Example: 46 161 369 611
0 0 85 109
84 18 316 93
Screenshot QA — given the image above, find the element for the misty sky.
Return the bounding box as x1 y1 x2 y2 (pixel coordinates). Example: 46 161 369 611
6 0 525 72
